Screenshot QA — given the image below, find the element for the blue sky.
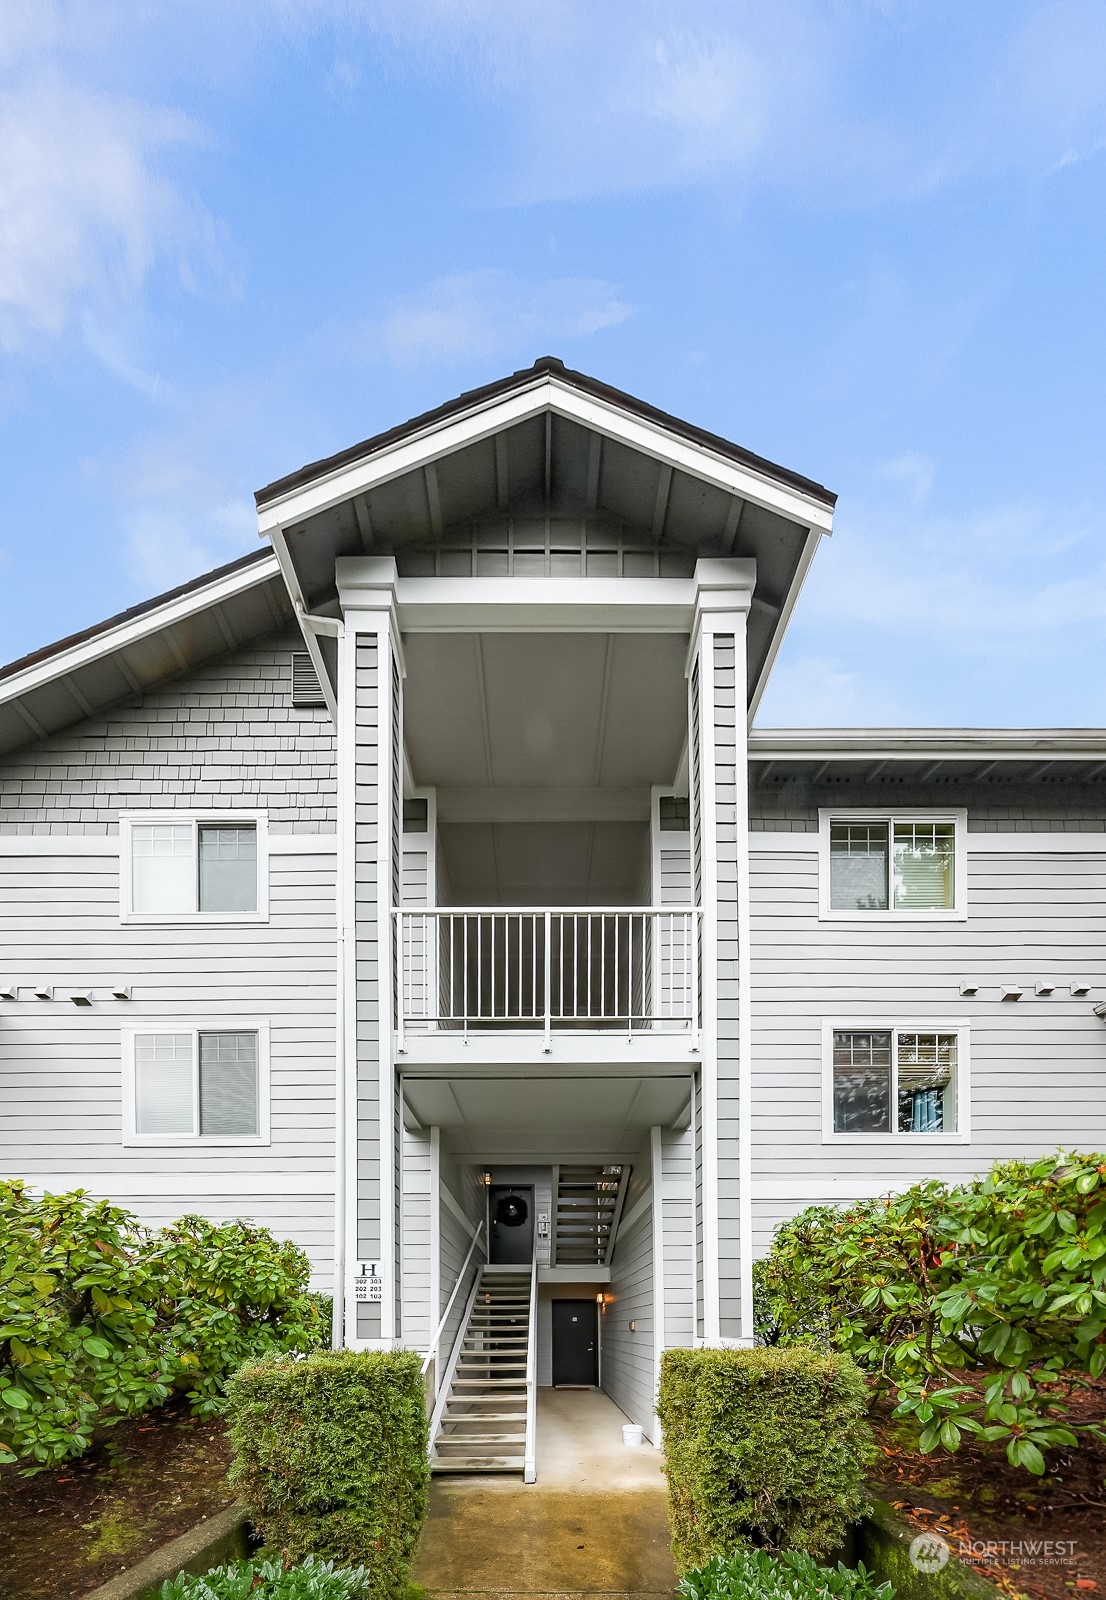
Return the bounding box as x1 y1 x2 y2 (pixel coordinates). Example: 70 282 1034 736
2 1 1106 727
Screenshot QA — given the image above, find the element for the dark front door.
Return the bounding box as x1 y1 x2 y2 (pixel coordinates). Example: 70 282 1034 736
488 1185 534 1264
551 1299 599 1386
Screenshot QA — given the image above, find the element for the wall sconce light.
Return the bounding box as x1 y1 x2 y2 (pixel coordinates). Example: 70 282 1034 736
482 1171 491 1187
596 1293 606 1306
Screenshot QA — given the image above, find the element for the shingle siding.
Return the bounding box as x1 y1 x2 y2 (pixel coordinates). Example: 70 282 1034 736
0 629 336 834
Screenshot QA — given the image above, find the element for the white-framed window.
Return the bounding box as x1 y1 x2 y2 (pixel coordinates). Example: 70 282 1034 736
818 809 967 920
119 813 269 923
822 1021 970 1143
122 1022 270 1145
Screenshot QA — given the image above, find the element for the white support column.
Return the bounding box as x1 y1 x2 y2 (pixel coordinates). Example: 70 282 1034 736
337 558 405 1348
688 559 755 1346
650 1123 665 1442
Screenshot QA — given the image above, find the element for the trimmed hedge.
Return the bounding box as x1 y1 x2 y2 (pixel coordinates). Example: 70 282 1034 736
679 1547 894 1600
225 1349 429 1600
657 1347 874 1572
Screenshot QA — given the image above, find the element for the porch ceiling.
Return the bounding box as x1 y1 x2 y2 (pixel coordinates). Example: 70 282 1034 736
405 629 688 794
402 1073 691 1160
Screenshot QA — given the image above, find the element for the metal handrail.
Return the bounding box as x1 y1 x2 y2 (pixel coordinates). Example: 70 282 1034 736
421 1220 485 1385
523 1252 539 1484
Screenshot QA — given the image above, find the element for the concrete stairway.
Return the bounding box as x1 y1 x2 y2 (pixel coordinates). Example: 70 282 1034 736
431 1267 532 1473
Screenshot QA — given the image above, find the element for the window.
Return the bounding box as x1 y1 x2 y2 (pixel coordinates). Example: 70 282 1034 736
820 811 965 918
124 1024 269 1144
121 814 268 921
825 1024 967 1140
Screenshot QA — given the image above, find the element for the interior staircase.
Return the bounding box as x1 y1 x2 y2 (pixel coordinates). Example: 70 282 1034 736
430 1266 532 1473
553 1165 627 1266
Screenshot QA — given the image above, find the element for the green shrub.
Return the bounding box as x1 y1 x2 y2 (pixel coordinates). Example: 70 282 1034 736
0 1180 326 1467
759 1150 1106 1473
679 1547 894 1600
225 1349 429 1600
158 1554 371 1598
657 1346 873 1572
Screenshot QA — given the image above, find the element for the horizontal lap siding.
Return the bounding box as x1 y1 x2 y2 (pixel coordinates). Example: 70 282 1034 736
661 1127 695 1348
401 1124 433 1351
0 848 338 1282
0 630 336 833
603 1142 655 1438
712 635 742 1338
438 1151 485 1367
354 636 382 1341
750 844 1106 1253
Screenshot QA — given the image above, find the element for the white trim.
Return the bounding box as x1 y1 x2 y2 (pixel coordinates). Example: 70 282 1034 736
0 555 282 709
122 1019 271 1147
439 1179 474 1233
753 830 1106 855
118 811 270 925
748 526 823 724
749 729 1106 759
817 808 968 922
820 1018 971 1146
616 1188 652 1241
378 618 400 1343
430 1125 441 1364
691 626 721 1342
257 374 835 536
732 614 755 1342
20 1171 330 1197
337 623 358 1347
0 832 337 857
268 524 338 723
649 1124 665 1445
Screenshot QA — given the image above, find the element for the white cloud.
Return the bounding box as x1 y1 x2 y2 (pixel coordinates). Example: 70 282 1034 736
343 270 634 367
0 71 215 351
757 652 906 726
879 451 934 506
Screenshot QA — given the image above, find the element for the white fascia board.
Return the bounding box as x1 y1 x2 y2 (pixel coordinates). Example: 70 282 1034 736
747 526 824 725
256 375 834 536
0 554 283 709
394 574 699 634
748 729 1106 760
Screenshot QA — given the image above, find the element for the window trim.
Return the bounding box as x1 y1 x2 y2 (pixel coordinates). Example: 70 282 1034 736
122 1020 271 1147
821 1019 971 1145
119 811 270 925
818 808 967 921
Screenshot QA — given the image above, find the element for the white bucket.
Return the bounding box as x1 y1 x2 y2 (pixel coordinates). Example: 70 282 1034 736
622 1423 644 1447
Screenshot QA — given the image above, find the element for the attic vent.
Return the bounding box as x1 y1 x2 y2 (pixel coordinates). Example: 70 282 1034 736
290 652 326 708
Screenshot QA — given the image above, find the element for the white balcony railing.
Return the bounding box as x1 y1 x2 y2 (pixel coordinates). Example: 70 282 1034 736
394 907 699 1048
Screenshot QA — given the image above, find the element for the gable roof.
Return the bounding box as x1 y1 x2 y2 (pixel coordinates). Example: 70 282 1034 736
256 357 837 715
256 356 837 511
0 550 292 758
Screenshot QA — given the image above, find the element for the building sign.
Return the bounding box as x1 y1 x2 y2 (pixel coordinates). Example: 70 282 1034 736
352 1261 383 1303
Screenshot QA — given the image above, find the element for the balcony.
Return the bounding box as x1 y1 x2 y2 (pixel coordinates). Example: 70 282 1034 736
395 907 699 1052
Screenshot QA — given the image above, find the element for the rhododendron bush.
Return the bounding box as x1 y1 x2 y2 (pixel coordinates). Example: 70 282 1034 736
757 1152 1106 1473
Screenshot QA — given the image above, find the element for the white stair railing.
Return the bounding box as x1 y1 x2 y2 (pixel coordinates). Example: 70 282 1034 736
427 1264 484 1456
421 1221 485 1395
523 1252 539 1484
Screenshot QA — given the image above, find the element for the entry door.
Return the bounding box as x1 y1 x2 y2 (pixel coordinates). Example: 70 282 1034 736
488 1185 534 1264
551 1299 599 1386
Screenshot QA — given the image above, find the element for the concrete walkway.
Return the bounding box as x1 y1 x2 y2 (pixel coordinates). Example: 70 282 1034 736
414 1388 676 1599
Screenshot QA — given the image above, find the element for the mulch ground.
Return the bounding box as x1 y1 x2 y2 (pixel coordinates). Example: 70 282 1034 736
870 1380 1106 1600
0 1401 234 1600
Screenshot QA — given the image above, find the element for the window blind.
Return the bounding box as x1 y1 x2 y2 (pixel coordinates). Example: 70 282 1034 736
199 1032 258 1136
